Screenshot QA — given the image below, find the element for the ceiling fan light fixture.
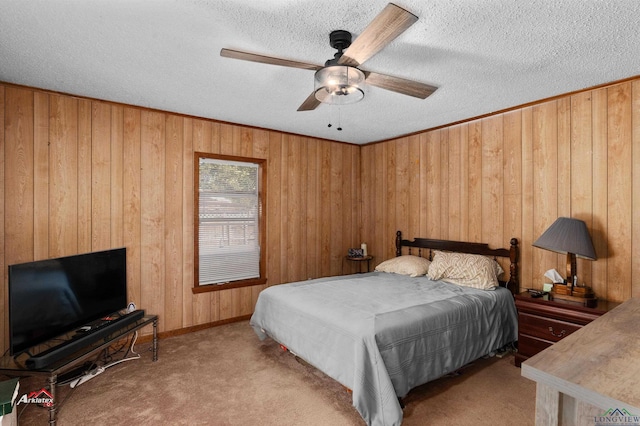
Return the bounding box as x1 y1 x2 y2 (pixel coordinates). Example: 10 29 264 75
314 65 365 105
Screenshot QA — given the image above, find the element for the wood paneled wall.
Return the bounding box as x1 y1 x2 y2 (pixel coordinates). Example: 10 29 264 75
0 84 362 353
2 76 639 354
362 79 640 303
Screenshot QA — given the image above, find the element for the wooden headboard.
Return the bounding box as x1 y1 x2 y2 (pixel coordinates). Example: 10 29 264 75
394 230 519 295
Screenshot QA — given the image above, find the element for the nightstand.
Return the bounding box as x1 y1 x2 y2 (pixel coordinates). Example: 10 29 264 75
345 255 373 273
514 291 619 367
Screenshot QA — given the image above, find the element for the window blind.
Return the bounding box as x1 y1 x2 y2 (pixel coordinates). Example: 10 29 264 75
198 158 260 285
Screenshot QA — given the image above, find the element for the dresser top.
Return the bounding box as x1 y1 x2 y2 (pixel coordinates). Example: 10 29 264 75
521 297 640 412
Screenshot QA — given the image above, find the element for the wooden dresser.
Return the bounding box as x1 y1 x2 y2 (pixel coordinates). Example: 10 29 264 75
521 298 640 425
514 291 619 367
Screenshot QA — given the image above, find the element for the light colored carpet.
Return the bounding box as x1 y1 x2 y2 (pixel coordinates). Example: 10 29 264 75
16 320 535 425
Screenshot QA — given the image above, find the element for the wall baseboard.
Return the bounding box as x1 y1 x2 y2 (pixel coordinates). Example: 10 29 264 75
136 314 253 344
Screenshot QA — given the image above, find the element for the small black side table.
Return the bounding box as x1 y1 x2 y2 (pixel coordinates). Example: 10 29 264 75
345 255 373 273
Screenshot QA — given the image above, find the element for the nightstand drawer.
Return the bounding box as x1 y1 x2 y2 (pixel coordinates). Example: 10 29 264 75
518 312 581 342
518 334 553 356
514 292 619 367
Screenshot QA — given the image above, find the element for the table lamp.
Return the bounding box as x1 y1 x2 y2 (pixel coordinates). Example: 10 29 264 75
532 217 597 290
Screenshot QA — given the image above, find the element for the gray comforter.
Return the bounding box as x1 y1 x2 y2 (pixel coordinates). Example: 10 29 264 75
250 272 518 425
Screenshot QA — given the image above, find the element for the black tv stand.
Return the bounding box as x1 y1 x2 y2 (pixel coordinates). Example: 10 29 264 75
0 314 158 426
25 310 145 369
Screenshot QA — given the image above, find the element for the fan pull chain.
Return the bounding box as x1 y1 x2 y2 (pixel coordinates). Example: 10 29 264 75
327 107 343 131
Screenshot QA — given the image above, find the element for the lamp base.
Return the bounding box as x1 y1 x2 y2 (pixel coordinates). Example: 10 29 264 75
551 283 597 307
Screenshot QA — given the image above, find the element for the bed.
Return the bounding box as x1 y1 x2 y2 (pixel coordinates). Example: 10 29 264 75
250 231 519 425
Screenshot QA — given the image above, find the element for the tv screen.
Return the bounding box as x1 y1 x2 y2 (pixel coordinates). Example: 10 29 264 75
8 248 127 356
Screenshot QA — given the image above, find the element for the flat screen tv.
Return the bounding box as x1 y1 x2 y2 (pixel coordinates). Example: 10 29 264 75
8 247 127 356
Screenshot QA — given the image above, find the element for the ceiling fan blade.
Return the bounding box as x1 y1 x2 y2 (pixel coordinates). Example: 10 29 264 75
338 3 418 67
297 91 322 111
364 71 437 99
221 48 323 71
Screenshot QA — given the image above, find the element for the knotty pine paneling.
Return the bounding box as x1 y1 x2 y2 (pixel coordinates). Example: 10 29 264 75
34 92 50 260
407 135 421 239
447 126 461 241
140 110 166 330
164 114 184 332
467 120 483 243
50 94 80 257
520 107 535 290
0 84 361 352
362 78 640 303
503 110 522 243
3 75 640 353
426 131 442 238
590 88 609 300
570 92 595 289
77 99 93 254
91 101 112 252
481 116 504 249
5 87 35 266
531 101 559 288
606 83 633 302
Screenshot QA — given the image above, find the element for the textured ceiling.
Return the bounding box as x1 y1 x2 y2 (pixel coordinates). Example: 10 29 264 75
1 0 639 145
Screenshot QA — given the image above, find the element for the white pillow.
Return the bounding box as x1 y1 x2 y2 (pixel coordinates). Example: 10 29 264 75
427 251 504 290
375 255 431 277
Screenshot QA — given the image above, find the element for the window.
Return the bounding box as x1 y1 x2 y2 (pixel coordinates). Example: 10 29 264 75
194 153 266 292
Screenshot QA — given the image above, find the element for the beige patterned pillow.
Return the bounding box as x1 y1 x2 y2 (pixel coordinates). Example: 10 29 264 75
375 255 431 277
427 251 504 290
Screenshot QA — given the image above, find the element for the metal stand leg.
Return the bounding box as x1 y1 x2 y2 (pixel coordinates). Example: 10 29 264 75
48 374 58 426
152 318 158 362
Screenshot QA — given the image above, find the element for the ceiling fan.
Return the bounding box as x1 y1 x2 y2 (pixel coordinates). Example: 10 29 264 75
220 3 437 111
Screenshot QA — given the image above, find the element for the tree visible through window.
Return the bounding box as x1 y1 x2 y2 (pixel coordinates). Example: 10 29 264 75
194 153 266 291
